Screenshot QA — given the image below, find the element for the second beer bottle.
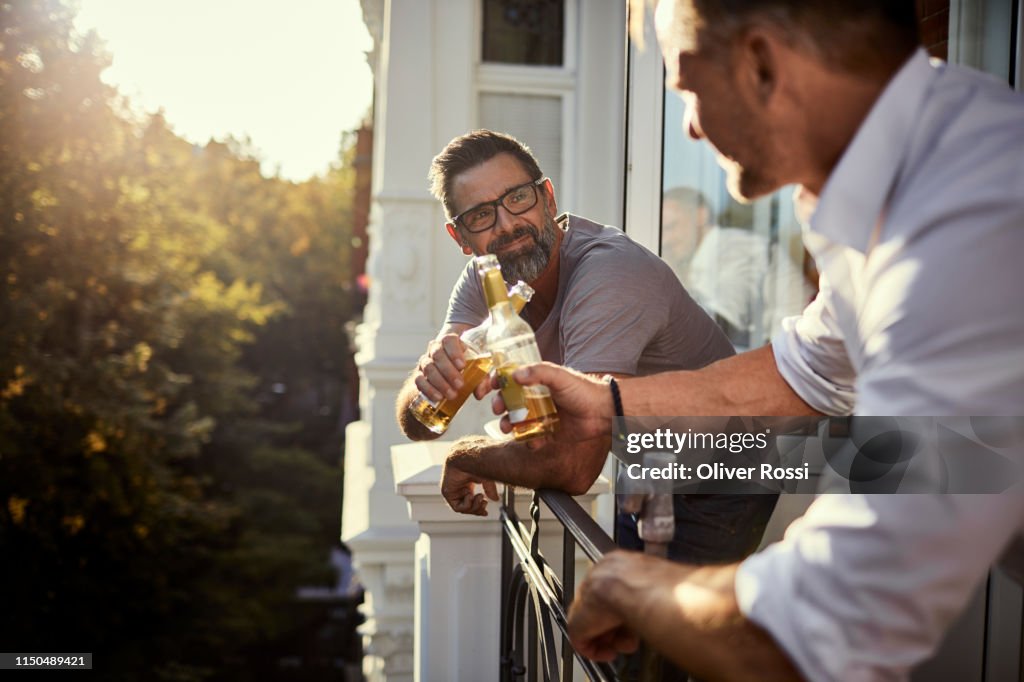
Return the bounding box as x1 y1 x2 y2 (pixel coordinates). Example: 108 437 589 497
477 254 558 441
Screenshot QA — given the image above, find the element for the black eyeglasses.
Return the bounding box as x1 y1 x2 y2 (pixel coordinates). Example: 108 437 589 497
451 178 547 233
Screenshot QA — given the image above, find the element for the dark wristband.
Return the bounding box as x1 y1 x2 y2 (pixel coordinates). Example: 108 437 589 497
604 375 624 418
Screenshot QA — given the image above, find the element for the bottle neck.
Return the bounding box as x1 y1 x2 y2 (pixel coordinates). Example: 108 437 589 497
488 300 516 322
493 296 528 322
462 282 530 350
482 269 511 309
481 267 533 332
508 293 529 314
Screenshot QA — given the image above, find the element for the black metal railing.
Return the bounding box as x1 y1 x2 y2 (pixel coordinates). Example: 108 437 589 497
499 485 620 681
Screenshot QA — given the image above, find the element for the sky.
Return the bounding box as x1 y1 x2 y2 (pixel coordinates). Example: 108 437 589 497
72 0 374 181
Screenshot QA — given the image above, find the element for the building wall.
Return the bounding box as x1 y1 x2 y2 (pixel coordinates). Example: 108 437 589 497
918 0 951 58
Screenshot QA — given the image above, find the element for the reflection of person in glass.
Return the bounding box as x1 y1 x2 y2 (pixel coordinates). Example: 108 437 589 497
662 186 813 349
660 186 709 273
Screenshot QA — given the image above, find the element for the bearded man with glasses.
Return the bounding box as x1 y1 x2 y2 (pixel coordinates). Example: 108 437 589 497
395 129 779 573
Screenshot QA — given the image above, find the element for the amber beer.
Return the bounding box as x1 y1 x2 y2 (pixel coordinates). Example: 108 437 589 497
478 255 558 441
494 364 559 440
410 279 534 435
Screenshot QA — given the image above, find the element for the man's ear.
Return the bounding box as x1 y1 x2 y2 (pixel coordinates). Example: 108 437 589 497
541 178 558 217
736 27 778 104
446 222 473 255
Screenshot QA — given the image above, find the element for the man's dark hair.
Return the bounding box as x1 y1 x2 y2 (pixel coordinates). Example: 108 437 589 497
645 0 920 74
429 130 543 221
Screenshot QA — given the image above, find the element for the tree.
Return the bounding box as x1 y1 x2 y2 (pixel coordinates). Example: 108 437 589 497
0 2 362 678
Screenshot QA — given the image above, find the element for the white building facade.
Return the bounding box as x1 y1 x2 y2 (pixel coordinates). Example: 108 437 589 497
346 1 1024 680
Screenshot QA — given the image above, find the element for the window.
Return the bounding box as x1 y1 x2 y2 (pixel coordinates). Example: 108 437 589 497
477 0 575 206
479 93 563 191
947 0 1021 87
623 11 813 354
659 94 814 352
482 0 564 66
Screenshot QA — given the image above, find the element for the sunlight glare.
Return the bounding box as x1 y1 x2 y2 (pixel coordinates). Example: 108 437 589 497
72 0 374 181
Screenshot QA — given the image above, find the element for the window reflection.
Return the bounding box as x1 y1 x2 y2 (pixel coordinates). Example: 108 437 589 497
660 94 816 352
482 0 564 66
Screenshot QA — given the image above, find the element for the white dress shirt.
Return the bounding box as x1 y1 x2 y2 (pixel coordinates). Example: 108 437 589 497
736 50 1024 681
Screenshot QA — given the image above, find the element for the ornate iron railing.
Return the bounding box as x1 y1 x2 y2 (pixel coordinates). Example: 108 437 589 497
499 486 620 681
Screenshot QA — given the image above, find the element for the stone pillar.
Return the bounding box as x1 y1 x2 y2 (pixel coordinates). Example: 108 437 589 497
393 441 610 682
343 1 479 679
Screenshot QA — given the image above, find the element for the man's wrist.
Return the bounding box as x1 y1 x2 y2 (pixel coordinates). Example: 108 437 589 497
604 375 624 417
590 552 657 617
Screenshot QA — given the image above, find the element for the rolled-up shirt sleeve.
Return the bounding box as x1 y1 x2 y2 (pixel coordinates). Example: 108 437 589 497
772 275 857 416
735 493 1024 682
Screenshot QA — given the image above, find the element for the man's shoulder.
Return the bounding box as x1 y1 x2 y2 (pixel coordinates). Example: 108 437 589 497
444 256 486 326
561 212 666 272
559 212 619 245
909 64 1024 193
558 213 688 315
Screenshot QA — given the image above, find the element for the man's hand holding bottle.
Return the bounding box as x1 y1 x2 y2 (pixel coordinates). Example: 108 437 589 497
414 333 493 405
490 362 616 448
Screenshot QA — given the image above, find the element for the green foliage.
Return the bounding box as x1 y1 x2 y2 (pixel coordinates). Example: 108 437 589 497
0 1 361 677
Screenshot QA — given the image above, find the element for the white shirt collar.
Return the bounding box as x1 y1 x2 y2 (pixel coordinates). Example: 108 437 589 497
807 49 939 253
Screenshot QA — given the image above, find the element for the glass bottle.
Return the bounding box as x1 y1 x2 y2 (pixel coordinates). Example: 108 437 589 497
478 254 558 441
409 278 534 435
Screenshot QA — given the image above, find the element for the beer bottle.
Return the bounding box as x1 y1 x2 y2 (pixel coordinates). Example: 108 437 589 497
409 278 534 435
478 255 558 441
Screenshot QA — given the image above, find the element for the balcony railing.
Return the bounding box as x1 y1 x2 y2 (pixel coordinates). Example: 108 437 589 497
499 486 619 681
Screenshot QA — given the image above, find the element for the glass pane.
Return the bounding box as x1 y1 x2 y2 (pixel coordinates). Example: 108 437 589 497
482 0 564 66
660 93 816 352
479 92 562 193
947 0 1016 85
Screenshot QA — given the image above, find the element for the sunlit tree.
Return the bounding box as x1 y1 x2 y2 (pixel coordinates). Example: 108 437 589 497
0 1 362 678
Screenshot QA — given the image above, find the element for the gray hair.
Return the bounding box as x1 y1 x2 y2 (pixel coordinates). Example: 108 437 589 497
634 0 919 74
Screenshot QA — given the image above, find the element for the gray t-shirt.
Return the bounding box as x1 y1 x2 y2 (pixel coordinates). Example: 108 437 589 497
446 214 776 569
445 213 734 375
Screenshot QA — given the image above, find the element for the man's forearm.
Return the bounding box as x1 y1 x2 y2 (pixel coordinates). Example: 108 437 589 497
581 553 801 680
621 345 820 417
447 433 610 496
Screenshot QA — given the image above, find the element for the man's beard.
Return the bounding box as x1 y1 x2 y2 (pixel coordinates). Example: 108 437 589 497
488 217 558 284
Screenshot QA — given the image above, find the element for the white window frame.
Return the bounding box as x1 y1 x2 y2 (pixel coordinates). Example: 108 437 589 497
622 9 664 251
948 0 1022 86
474 0 578 207
1018 0 1024 90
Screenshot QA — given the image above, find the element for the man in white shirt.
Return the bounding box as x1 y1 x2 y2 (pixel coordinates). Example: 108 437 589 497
499 0 1024 679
